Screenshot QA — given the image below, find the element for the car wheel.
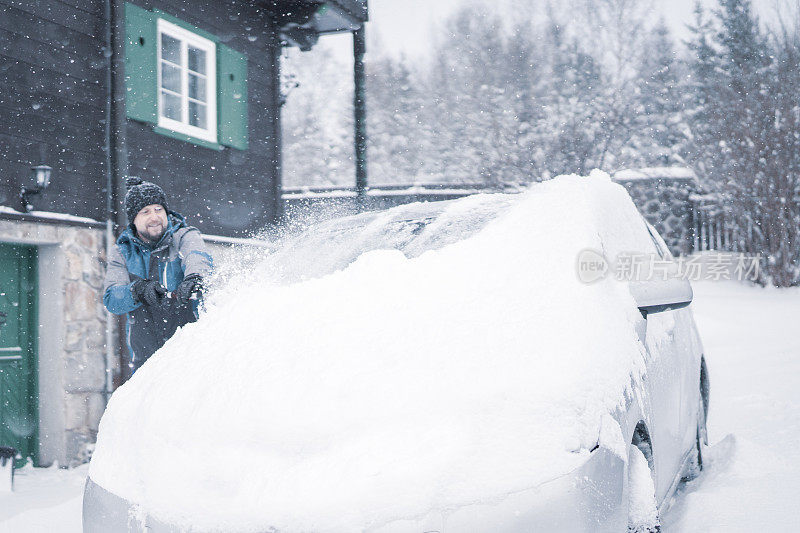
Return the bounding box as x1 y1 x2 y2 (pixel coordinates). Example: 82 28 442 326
683 393 708 481
628 444 660 533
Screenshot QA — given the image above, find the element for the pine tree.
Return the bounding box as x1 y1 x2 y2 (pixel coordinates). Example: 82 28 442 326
630 19 686 165
534 11 604 176
426 5 525 185
366 55 430 184
684 0 719 176
684 0 799 285
282 47 353 187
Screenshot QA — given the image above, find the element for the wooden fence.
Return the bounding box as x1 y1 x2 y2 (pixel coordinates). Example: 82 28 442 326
692 205 754 253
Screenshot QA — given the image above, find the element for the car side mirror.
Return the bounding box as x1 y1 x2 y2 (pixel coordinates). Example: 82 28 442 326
629 278 693 317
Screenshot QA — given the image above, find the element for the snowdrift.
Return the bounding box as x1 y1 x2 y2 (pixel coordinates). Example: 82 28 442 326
90 173 652 532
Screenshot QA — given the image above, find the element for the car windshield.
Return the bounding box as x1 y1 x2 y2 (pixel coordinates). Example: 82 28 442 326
262 193 518 282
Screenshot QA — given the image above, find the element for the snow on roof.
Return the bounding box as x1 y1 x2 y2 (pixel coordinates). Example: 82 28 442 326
613 166 697 182
0 206 101 225
90 173 654 532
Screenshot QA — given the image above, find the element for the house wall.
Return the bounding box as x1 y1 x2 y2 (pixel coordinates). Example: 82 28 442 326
0 0 283 238
123 0 282 238
0 0 109 219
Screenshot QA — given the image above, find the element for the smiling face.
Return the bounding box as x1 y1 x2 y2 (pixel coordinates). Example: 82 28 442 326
133 204 168 243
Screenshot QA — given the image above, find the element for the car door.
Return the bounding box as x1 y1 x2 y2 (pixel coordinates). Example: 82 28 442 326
600 211 687 502
639 224 689 500
645 225 702 456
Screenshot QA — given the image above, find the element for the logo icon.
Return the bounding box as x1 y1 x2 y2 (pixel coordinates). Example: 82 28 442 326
577 249 609 283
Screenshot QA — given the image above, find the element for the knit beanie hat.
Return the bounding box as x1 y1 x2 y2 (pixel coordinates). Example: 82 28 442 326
124 177 168 222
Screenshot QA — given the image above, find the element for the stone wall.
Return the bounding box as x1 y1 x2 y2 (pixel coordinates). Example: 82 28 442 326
60 225 118 466
0 218 118 466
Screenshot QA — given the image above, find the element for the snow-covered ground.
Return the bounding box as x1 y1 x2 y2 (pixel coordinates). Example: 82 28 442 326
0 463 86 533
662 281 800 532
1 280 798 532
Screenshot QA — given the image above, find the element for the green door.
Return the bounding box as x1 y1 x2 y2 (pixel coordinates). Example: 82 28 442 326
0 243 37 467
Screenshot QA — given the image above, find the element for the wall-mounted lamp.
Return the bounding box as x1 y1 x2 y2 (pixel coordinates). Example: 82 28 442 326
20 164 52 212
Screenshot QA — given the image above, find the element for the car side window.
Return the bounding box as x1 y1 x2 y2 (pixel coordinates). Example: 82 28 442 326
644 222 672 260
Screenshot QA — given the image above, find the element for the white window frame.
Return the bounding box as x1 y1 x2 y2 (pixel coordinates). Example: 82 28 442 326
156 18 217 143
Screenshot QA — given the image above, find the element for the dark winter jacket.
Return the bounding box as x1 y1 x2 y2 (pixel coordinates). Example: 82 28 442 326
103 212 213 371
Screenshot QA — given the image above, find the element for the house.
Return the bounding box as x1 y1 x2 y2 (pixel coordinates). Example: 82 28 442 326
0 0 368 467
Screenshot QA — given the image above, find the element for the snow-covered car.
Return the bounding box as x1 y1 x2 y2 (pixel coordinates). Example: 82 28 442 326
83 174 709 532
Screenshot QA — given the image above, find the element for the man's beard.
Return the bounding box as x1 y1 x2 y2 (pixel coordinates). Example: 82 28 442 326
140 224 166 243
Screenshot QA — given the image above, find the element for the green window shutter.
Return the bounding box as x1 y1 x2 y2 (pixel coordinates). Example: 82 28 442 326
218 45 248 150
125 3 157 123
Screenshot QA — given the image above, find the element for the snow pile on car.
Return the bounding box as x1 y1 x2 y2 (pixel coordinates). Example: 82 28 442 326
90 172 654 532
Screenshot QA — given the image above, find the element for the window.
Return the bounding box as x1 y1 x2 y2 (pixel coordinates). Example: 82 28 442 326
124 3 249 150
645 220 673 260
157 19 217 143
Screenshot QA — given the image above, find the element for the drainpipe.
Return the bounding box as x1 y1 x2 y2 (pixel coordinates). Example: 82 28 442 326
110 0 129 229
102 0 114 401
353 26 367 209
269 39 284 224
106 0 130 391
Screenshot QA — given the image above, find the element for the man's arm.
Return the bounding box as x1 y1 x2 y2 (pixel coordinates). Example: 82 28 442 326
103 244 141 315
177 228 214 278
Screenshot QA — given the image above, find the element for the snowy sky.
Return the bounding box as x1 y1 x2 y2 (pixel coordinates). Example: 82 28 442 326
322 0 784 62
366 0 702 56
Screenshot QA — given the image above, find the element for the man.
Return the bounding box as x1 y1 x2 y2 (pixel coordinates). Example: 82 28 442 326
103 177 213 372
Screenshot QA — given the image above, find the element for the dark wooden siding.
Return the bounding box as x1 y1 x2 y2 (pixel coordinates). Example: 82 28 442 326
1 0 286 234
0 0 108 218
124 0 281 237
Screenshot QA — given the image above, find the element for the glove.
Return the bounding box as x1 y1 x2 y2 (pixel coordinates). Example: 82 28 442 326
131 279 167 307
175 274 203 306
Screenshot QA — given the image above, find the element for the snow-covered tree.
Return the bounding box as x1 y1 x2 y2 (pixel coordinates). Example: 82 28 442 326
366 55 430 184
282 47 353 187
684 0 799 285
534 14 604 176
426 5 526 185
628 19 687 165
